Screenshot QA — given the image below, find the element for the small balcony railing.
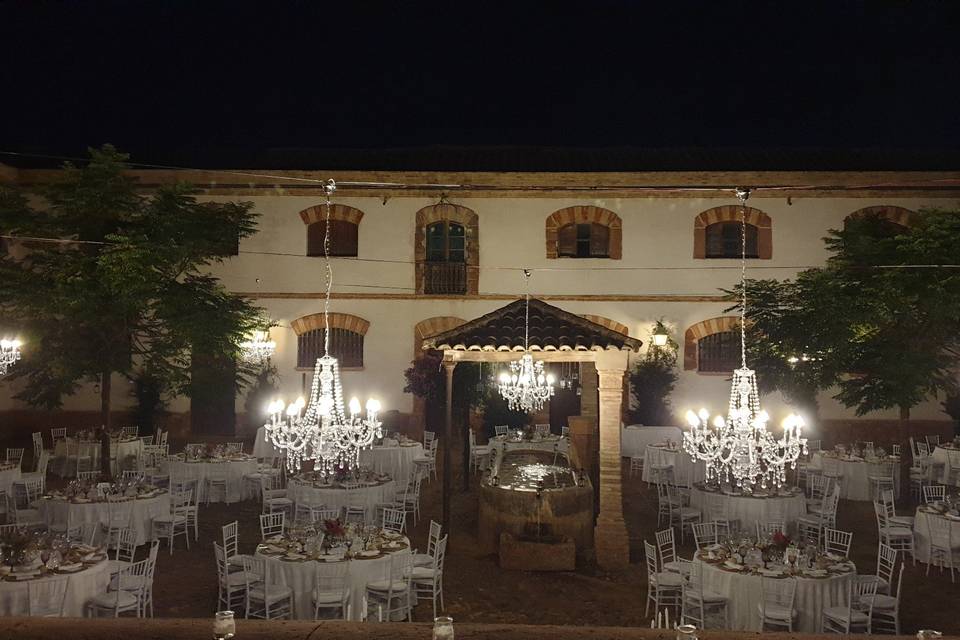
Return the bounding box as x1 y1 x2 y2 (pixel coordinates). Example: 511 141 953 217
423 261 467 295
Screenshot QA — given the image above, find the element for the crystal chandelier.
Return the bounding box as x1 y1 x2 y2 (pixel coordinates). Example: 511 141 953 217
240 329 276 366
498 270 555 412
0 338 22 376
683 188 807 490
265 180 381 474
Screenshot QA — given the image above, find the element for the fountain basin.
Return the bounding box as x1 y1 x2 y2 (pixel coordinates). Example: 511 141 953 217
478 447 594 558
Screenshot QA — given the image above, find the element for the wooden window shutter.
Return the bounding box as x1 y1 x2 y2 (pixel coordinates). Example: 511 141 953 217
557 224 577 257
329 220 358 257
589 223 610 257
306 223 324 256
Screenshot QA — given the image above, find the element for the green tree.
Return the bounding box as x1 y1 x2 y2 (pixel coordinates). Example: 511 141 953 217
727 210 960 420
629 320 680 425
0 146 265 475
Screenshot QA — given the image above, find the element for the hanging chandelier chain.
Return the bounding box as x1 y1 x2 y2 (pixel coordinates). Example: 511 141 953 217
322 179 336 355
736 187 751 369
523 269 532 350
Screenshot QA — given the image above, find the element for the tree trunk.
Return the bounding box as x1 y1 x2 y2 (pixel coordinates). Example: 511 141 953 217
100 370 112 479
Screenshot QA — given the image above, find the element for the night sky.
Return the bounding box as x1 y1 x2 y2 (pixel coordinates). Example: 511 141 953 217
2 1 959 168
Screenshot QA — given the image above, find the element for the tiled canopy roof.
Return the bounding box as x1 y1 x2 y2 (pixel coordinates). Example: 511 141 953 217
422 298 642 352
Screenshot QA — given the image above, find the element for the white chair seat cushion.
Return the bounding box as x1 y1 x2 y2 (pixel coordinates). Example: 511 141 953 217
890 516 915 527
249 584 292 602
678 507 700 519
89 590 139 609
411 552 434 567
268 497 293 505
226 571 261 586
228 553 251 567
107 560 131 574
662 560 683 573
822 606 868 624
152 514 187 525
879 526 913 537
758 602 795 620
412 457 432 464
111 574 148 591
472 446 491 454
406 566 438 581
312 587 348 604
860 594 897 610
366 579 408 592
652 572 683 587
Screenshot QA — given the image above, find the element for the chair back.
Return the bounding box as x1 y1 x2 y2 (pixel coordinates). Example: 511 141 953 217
927 513 954 548
213 542 229 584
121 470 144 482
807 439 821 454
226 442 244 454
260 512 285 540
923 484 946 504
222 520 240 558
494 425 508 437
917 442 931 457
313 508 341 523
77 470 99 482
315 557 349 593
823 528 853 557
760 575 796 617
691 521 718 550
426 520 442 557
381 507 406 533
535 424 550 436
28 575 70 616
433 534 448 573
51 427 67 442
891 443 902 457
423 431 436 447
643 540 659 577
925 434 941 447
877 543 898 584
757 521 785 539
114 526 137 564
6 448 24 469
654 528 676 566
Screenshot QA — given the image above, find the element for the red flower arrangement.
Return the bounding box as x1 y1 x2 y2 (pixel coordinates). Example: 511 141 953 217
771 531 791 549
323 518 345 538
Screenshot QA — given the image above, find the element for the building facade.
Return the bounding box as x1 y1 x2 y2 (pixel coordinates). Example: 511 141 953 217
2 167 958 434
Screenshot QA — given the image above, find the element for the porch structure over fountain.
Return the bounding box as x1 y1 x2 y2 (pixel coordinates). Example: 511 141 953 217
422 298 643 570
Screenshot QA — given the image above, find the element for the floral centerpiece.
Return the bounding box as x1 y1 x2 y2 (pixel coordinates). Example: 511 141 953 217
771 530 791 551
0 528 39 568
323 518 346 539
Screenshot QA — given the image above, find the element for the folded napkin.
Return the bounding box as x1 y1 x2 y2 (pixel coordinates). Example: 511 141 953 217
760 569 784 577
57 563 83 572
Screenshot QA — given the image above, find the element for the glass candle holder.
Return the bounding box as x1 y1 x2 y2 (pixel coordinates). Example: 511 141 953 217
213 611 236 640
433 615 454 640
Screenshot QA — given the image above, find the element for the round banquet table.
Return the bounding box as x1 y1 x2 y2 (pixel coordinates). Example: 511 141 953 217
810 452 901 501
53 437 144 477
253 426 283 460
641 445 705 486
0 465 22 495
0 558 111 617
167 458 258 504
39 492 171 546
621 425 682 459
359 443 424 488
697 555 854 632
931 445 960 487
255 536 410 620
488 435 568 460
913 507 960 564
287 478 397 524
689 485 808 535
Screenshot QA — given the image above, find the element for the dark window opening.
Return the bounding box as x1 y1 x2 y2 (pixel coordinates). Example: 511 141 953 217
297 327 364 368
698 330 740 372
557 222 610 258
307 220 358 257
705 222 758 259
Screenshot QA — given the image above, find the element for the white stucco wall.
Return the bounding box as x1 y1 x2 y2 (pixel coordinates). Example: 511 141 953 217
1 193 956 424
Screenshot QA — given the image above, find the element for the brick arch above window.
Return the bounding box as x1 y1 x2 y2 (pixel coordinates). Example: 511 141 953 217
580 314 630 336
291 312 370 336
298 204 365 226
683 316 740 371
414 316 467 358
414 203 479 295
693 205 772 259
545 206 622 259
299 204 365 257
845 205 916 229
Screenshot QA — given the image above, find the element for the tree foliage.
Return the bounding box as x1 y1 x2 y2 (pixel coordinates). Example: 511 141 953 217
726 210 960 417
0 145 266 418
629 319 680 425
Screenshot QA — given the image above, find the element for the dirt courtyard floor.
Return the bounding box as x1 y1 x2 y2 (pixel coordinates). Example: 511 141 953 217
14 432 960 633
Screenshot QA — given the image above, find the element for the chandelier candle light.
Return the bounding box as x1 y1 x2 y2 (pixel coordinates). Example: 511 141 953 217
240 329 276 365
498 270 555 412
265 179 381 474
682 188 807 490
0 338 22 376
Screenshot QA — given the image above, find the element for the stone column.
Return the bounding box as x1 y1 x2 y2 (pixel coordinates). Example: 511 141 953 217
442 359 457 538
594 352 629 570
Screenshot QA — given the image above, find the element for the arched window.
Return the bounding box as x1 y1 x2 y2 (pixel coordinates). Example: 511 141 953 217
844 205 916 233
546 206 622 259
694 206 771 260
683 316 740 372
291 312 369 369
705 222 759 259
415 203 479 295
558 222 610 258
299 203 364 257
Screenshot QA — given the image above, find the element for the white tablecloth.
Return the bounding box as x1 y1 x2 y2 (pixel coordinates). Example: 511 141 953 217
810 453 901 501
254 426 283 460
360 444 424 488
0 558 111 616
0 466 23 495
641 445 705 485
697 556 853 631
287 479 397 524
256 539 410 620
39 493 171 546
913 509 960 564
53 438 144 476
931 446 960 486
168 459 258 503
689 486 808 535
621 425 682 458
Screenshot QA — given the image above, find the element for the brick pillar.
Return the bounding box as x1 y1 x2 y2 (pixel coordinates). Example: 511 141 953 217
594 361 629 570
580 362 598 419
